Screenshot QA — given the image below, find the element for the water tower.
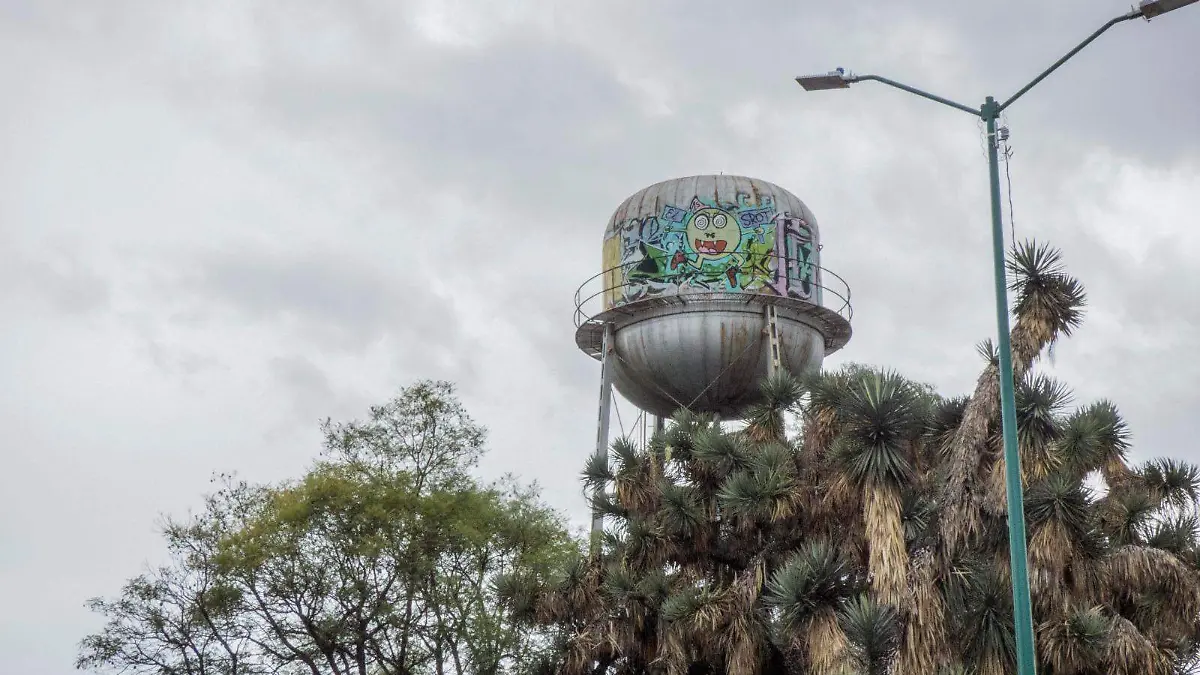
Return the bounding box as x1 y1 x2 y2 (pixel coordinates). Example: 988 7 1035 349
574 175 853 526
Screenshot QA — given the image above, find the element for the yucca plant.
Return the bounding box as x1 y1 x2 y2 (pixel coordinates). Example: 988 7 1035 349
825 370 930 606
503 240 1200 675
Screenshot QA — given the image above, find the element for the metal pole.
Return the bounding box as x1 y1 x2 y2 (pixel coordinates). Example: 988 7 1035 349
591 323 616 539
984 96 1038 674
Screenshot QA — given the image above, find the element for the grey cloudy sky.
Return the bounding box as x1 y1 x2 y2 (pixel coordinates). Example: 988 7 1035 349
2 1 1198 672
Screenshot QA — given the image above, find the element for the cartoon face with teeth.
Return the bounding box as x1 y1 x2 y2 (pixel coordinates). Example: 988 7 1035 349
685 204 742 266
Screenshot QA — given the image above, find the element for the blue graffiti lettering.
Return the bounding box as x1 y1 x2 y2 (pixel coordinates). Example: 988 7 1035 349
738 208 774 228
662 205 687 223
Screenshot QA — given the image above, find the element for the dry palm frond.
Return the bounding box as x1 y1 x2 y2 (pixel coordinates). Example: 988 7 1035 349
938 363 1000 558
1029 519 1074 613
724 623 767 675
803 404 841 461
894 549 950 675
1107 615 1173 675
601 566 642 658
660 587 724 675
822 468 862 531
974 652 1009 675
564 619 619 675
1037 606 1110 675
979 447 1011 518
1105 545 1200 637
990 546 1013 589
1064 527 1107 606
719 559 770 675
863 482 908 606
806 608 852 675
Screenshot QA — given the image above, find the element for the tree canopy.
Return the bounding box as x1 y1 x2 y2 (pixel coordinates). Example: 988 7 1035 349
78 381 579 675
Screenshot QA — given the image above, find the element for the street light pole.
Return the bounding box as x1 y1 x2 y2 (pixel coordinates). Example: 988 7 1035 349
796 2 1197 673
981 94 1038 675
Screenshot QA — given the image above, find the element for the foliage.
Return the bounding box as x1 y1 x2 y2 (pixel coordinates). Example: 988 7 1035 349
500 241 1200 675
78 381 579 675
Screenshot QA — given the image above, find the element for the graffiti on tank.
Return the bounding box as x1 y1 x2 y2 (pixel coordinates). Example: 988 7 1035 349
778 217 816 300
601 191 820 309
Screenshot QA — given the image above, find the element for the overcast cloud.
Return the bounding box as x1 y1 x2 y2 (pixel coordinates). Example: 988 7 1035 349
2 1 1199 672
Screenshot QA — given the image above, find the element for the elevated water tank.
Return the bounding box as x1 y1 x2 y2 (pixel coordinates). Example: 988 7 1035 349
574 175 853 418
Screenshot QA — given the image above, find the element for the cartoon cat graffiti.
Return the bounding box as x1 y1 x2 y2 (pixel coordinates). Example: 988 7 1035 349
612 193 781 303
685 197 742 266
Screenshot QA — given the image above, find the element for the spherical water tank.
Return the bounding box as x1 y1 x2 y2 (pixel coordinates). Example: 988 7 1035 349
574 175 853 418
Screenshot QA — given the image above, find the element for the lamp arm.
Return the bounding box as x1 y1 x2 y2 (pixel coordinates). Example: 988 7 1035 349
849 74 981 116
998 9 1143 113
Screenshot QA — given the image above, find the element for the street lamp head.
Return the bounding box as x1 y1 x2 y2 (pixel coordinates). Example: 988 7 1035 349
795 68 852 91
1139 0 1199 18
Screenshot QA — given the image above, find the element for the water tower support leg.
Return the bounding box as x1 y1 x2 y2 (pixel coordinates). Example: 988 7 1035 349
591 323 616 541
764 305 783 377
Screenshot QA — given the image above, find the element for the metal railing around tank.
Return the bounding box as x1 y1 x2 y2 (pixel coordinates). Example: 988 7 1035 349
573 251 853 329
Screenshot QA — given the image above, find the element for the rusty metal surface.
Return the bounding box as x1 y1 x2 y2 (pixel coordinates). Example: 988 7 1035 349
574 294 848 418
602 174 820 243
574 292 852 357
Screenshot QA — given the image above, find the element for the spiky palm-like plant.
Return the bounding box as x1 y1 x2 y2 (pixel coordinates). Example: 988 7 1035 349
498 240 1200 675
826 370 929 606
940 240 1088 559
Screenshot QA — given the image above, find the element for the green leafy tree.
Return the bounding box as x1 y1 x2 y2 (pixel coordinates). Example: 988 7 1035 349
78 381 580 675
500 241 1200 675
